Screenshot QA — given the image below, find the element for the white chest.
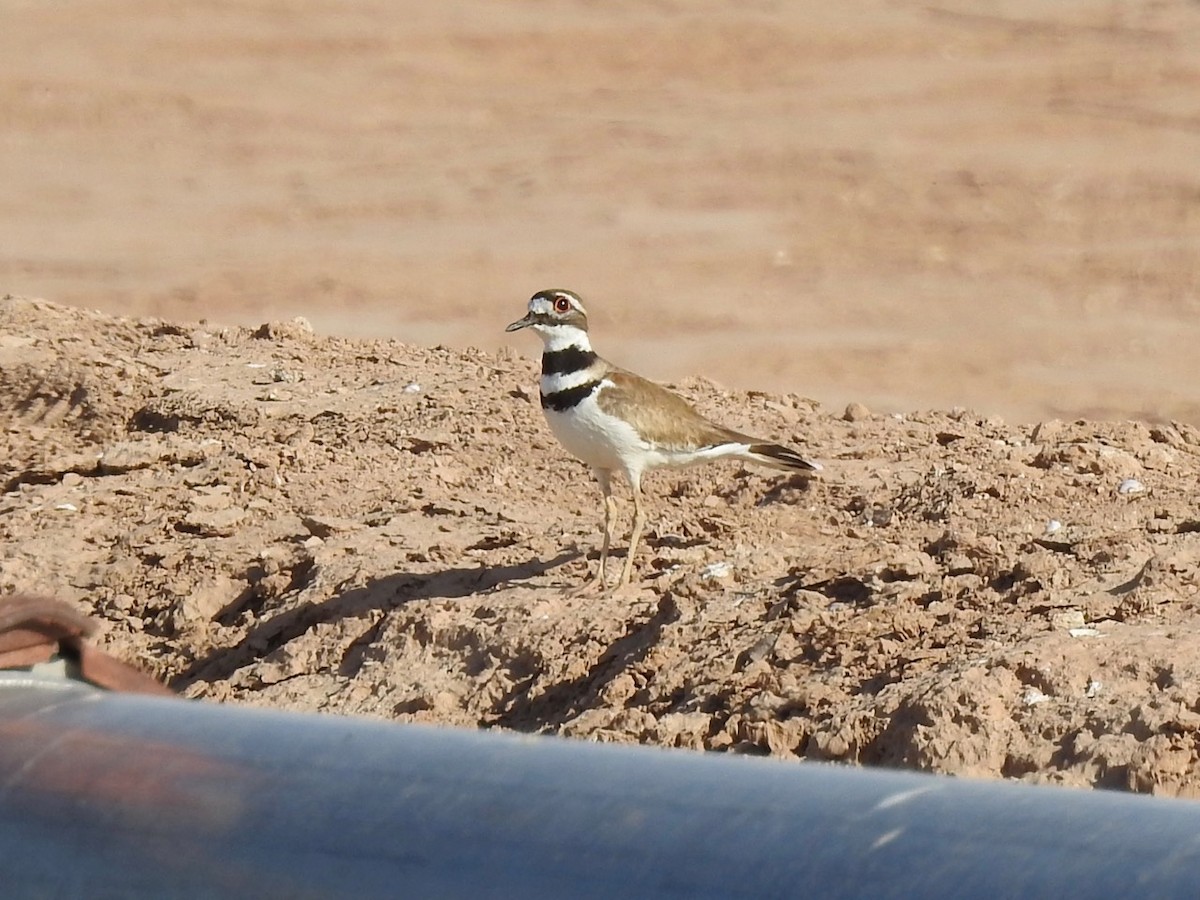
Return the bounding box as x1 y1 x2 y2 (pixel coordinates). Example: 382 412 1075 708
542 386 648 473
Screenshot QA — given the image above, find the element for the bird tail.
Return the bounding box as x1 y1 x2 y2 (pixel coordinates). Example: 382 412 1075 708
743 442 822 472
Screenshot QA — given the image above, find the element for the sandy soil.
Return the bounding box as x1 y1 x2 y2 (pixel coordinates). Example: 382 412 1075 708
3 1 1200 423
4 296 1200 795
4 1 1200 796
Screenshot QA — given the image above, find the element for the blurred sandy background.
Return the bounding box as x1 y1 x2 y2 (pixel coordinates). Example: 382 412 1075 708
3 0 1199 422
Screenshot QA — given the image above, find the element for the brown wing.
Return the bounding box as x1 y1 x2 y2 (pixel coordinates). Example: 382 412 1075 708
595 369 745 451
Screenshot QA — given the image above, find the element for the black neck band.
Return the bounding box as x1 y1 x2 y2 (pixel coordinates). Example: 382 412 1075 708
541 346 598 377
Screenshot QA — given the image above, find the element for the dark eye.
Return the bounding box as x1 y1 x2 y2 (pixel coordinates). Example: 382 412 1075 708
554 295 571 313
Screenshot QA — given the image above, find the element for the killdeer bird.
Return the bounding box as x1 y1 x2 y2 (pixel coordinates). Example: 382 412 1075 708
506 288 821 593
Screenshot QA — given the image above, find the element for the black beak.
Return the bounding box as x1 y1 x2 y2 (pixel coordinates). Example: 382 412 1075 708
505 313 534 332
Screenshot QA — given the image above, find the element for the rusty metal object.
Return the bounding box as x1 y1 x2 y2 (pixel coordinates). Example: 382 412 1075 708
0 593 171 694
0 593 93 667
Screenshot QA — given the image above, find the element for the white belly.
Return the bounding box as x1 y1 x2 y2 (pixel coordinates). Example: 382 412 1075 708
543 390 648 475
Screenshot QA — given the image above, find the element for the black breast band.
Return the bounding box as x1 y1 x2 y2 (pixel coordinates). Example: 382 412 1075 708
541 380 601 412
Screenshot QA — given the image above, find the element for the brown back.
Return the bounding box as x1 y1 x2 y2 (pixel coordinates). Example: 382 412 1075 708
595 368 748 451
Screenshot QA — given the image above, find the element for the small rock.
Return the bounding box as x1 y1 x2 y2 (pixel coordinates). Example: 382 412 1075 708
1118 478 1144 495
270 366 303 384
99 440 163 474
254 317 314 340
1031 420 1064 442
182 507 247 537
302 515 362 538
432 691 462 714
700 561 732 580
945 553 974 575
843 402 870 422
1050 609 1086 630
190 491 232 511
171 574 241 629
763 400 800 424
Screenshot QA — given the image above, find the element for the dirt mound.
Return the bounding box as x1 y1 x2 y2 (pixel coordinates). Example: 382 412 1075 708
4 295 1200 795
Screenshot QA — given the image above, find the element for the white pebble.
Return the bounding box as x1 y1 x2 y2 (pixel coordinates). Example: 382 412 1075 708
54 503 77 512
1045 519 1062 535
1068 627 1102 638
403 382 422 394
700 561 732 580
1117 478 1144 495
1023 688 1050 706
1086 680 1103 698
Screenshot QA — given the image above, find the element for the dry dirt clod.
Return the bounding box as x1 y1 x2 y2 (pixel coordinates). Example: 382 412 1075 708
3 297 1200 796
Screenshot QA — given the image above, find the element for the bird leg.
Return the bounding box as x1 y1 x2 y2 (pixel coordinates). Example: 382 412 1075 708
567 469 616 596
615 480 646 591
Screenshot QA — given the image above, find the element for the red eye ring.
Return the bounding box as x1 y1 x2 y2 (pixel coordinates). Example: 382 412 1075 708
554 295 571 313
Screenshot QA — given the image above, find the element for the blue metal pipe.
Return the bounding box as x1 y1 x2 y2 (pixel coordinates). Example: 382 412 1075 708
1 674 1199 898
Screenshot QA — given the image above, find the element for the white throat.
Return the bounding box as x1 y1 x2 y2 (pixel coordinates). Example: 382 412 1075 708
536 323 592 352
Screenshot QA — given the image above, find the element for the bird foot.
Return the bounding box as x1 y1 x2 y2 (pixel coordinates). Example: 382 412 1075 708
601 581 641 599
563 556 642 598
563 570 607 598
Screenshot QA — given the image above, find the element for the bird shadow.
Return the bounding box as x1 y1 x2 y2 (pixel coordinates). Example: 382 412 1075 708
758 471 819 505
488 592 681 733
173 550 578 690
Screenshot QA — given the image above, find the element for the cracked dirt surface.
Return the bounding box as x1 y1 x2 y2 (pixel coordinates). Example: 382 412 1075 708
5 296 1200 796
